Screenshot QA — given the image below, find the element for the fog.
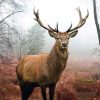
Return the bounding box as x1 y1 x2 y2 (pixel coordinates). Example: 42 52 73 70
15 0 99 57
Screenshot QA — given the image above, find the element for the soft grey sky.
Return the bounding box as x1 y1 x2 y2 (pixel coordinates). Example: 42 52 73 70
14 0 99 57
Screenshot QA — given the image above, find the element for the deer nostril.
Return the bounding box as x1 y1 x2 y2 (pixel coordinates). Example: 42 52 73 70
62 43 67 47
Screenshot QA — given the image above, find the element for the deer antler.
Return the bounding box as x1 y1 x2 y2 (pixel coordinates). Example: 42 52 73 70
33 8 89 33
33 8 59 33
48 23 59 32
67 7 89 32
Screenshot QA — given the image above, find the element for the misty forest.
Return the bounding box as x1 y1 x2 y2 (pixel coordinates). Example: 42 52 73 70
0 0 100 100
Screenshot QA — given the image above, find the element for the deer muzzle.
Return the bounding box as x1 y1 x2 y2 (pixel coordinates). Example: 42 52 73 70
61 42 68 48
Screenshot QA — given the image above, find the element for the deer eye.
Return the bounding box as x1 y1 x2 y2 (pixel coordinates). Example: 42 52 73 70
67 37 70 39
56 37 60 39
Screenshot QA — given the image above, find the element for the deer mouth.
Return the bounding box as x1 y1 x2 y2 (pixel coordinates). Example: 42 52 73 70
61 46 67 49
61 45 68 49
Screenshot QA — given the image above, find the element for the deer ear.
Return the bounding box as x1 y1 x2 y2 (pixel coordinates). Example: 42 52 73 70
69 30 78 38
48 31 57 38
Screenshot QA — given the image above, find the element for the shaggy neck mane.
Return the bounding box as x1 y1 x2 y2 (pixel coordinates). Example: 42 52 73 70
47 42 69 75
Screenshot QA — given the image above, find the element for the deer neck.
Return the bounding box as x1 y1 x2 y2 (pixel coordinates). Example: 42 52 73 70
47 42 69 75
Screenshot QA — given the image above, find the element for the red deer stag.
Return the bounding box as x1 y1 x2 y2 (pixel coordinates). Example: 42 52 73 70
16 8 89 100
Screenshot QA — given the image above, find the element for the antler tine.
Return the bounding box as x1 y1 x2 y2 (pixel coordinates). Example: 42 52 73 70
76 7 82 20
48 24 57 32
56 22 59 32
66 23 72 32
33 9 39 21
67 7 89 32
86 9 89 19
48 23 59 33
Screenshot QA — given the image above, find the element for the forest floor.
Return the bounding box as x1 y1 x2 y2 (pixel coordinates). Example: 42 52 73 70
0 56 100 100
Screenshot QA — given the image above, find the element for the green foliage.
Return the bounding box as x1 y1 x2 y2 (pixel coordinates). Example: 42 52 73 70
27 23 45 54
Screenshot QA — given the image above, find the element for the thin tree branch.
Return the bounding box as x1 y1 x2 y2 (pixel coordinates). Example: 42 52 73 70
0 0 5 4
3 22 22 40
0 10 23 24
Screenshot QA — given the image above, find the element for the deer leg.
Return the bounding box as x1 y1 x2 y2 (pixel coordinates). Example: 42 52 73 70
41 86 47 100
19 82 35 100
49 83 56 100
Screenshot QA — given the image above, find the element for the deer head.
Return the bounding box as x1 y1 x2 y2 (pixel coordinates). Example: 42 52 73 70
33 7 89 50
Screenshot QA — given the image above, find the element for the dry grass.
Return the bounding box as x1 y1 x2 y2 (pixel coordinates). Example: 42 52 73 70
0 56 100 100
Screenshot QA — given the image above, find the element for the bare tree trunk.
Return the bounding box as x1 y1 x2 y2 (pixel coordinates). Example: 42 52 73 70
93 0 100 45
